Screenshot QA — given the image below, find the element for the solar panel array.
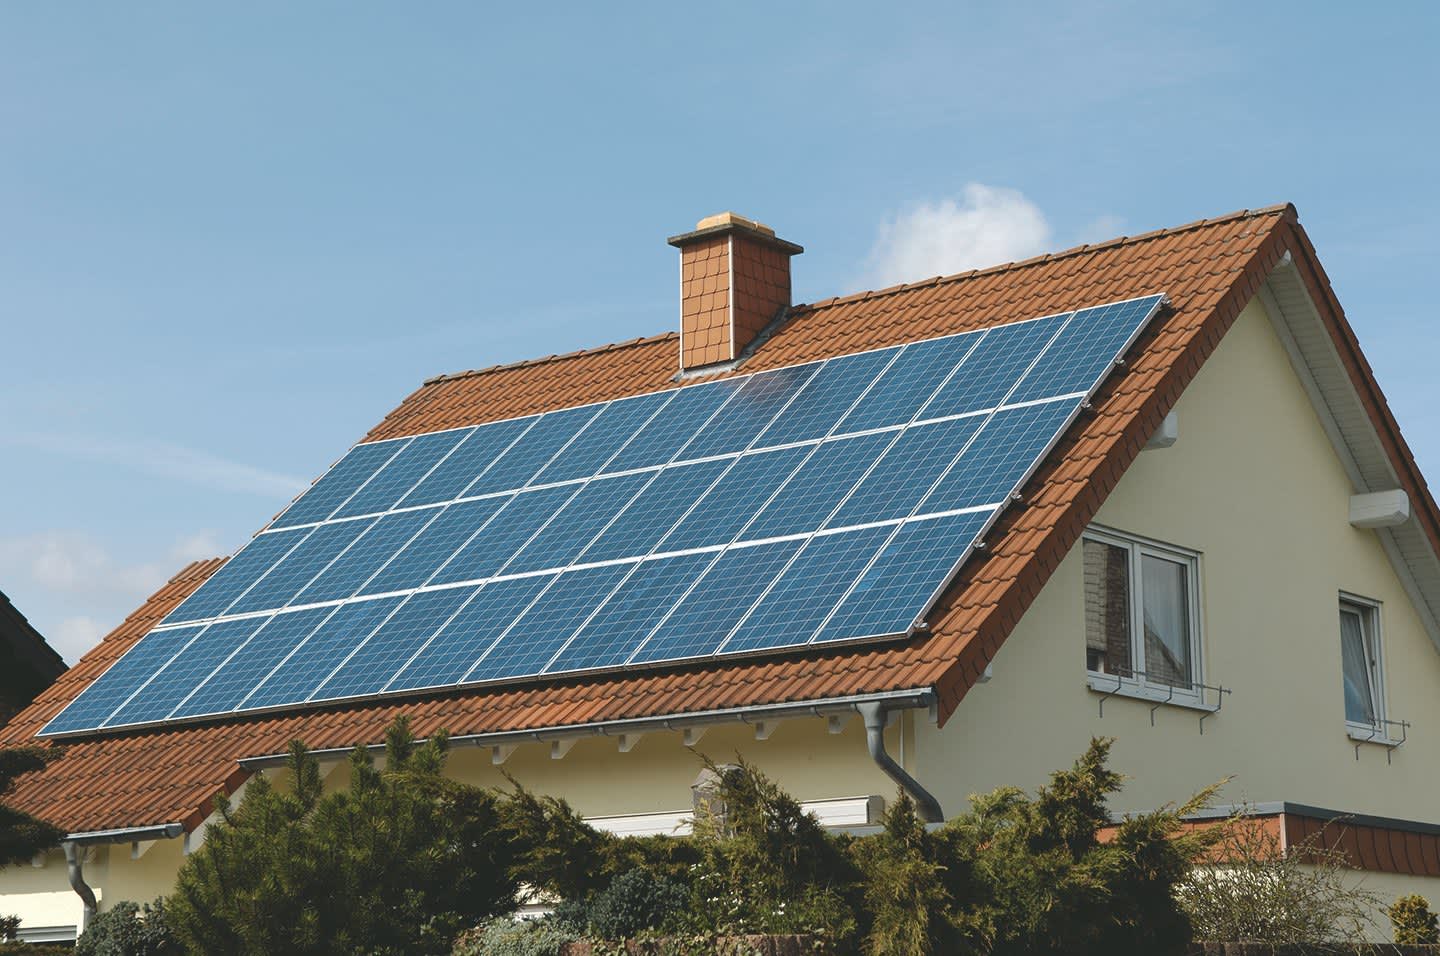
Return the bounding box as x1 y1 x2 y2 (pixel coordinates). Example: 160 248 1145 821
40 294 1165 737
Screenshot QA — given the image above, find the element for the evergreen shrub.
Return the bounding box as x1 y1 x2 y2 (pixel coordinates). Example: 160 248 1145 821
1391 894 1440 945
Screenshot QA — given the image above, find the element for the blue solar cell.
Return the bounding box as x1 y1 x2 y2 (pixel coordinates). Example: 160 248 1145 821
241 597 403 710
465 404 603 496
399 419 529 508
816 511 990 644
463 563 631 683
294 509 439 605
657 446 810 552
505 472 651 573
631 539 801 664
836 331 983 433
170 607 334 719
332 430 469 519
272 440 407 529
919 313 1068 419
825 416 983 528
678 363 818 460
742 431 892 541
602 380 741 474
579 458 730 562
387 575 555 691
754 348 898 448
312 586 479 700
532 391 672 484
545 552 714 673
722 526 893 654
40 625 204 735
106 617 266 727
360 497 512 595
429 485 579 585
919 399 1079 513
166 528 310 624
1008 295 1163 404
227 519 377 615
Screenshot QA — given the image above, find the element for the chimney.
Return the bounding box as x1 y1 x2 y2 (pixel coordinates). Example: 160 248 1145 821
668 212 804 371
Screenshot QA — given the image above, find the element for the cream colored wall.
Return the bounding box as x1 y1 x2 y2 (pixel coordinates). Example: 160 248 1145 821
917 296 1440 823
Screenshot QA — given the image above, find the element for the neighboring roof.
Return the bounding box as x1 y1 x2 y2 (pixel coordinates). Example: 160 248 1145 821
7 203 1436 835
0 589 66 717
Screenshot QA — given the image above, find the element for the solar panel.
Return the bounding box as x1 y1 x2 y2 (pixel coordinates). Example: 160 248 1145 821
40 293 1165 737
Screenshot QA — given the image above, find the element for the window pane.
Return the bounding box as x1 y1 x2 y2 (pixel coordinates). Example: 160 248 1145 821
1141 554 1192 688
1340 607 1377 725
1084 540 1131 675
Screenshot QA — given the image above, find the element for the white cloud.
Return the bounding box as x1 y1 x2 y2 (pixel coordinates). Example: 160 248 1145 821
52 617 107 661
0 431 308 498
0 530 228 662
866 184 1053 288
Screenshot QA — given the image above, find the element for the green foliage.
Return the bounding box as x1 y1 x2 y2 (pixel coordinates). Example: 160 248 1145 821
929 738 1218 956
167 717 518 956
680 757 861 945
0 917 15 942
0 747 63 868
851 792 954 955
584 869 690 940
0 945 73 955
75 899 180 956
1179 810 1380 945
449 917 572 956
1390 894 1440 945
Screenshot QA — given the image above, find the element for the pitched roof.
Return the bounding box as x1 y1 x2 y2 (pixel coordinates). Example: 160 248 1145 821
10 203 1429 835
0 590 66 719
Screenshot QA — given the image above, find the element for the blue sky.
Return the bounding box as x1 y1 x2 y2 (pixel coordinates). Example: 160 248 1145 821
2 2 1436 661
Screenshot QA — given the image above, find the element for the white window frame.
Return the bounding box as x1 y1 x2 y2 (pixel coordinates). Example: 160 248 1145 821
1339 592 1391 742
1083 525 1208 710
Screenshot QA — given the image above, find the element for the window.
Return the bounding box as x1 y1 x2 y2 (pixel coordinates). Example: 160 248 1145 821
1339 596 1384 729
1084 528 1202 697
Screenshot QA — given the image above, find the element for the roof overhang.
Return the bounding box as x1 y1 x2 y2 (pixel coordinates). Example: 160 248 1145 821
237 687 934 770
1259 254 1440 650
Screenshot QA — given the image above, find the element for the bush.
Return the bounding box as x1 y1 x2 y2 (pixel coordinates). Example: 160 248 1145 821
0 917 14 943
1391 894 1440 944
75 899 180 956
1179 811 1379 945
450 917 572 956
167 717 519 956
0 747 64 868
585 869 690 939
0 945 73 955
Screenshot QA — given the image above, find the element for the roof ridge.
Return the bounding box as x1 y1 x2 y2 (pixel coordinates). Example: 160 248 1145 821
423 331 679 386
407 205 1294 391
793 203 1296 313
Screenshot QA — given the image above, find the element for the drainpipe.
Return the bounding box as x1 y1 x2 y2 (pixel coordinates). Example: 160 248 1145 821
857 701 943 823
61 823 185 934
62 842 97 930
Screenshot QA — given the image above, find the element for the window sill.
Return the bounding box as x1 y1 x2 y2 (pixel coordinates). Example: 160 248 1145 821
1346 723 1403 748
1086 673 1216 713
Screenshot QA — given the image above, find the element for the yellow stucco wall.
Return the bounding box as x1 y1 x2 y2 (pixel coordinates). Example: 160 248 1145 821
5 292 1439 939
918 296 1440 821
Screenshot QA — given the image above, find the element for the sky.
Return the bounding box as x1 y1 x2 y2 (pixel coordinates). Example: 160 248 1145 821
1 2 1437 662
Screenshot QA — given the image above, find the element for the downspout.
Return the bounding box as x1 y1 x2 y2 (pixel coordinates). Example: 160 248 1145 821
62 842 97 930
858 701 943 823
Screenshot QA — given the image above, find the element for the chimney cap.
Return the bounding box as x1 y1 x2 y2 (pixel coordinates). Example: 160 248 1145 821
668 211 804 255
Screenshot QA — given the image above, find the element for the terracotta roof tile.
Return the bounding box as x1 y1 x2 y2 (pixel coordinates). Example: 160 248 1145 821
8 203 1392 834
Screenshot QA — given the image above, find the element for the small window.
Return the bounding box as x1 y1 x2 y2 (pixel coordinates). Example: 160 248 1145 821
1339 597 1384 729
1084 528 1202 694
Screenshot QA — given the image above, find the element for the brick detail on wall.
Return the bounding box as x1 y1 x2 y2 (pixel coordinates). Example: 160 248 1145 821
680 235 732 368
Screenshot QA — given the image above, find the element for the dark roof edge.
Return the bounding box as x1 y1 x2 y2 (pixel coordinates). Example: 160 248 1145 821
0 590 65 679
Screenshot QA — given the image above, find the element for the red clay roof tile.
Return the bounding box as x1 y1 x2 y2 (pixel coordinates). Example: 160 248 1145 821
9 203 1412 835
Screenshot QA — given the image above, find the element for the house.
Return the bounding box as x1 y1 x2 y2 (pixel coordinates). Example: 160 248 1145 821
2 204 1439 943
0 590 65 722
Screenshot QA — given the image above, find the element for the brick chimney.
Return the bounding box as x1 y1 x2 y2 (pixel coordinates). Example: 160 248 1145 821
668 212 804 370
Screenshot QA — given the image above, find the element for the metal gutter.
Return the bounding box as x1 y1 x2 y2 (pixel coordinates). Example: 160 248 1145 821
238 688 935 770
857 701 943 823
61 823 184 930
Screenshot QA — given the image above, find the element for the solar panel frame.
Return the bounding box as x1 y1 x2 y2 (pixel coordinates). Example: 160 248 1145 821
39 293 1166 738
